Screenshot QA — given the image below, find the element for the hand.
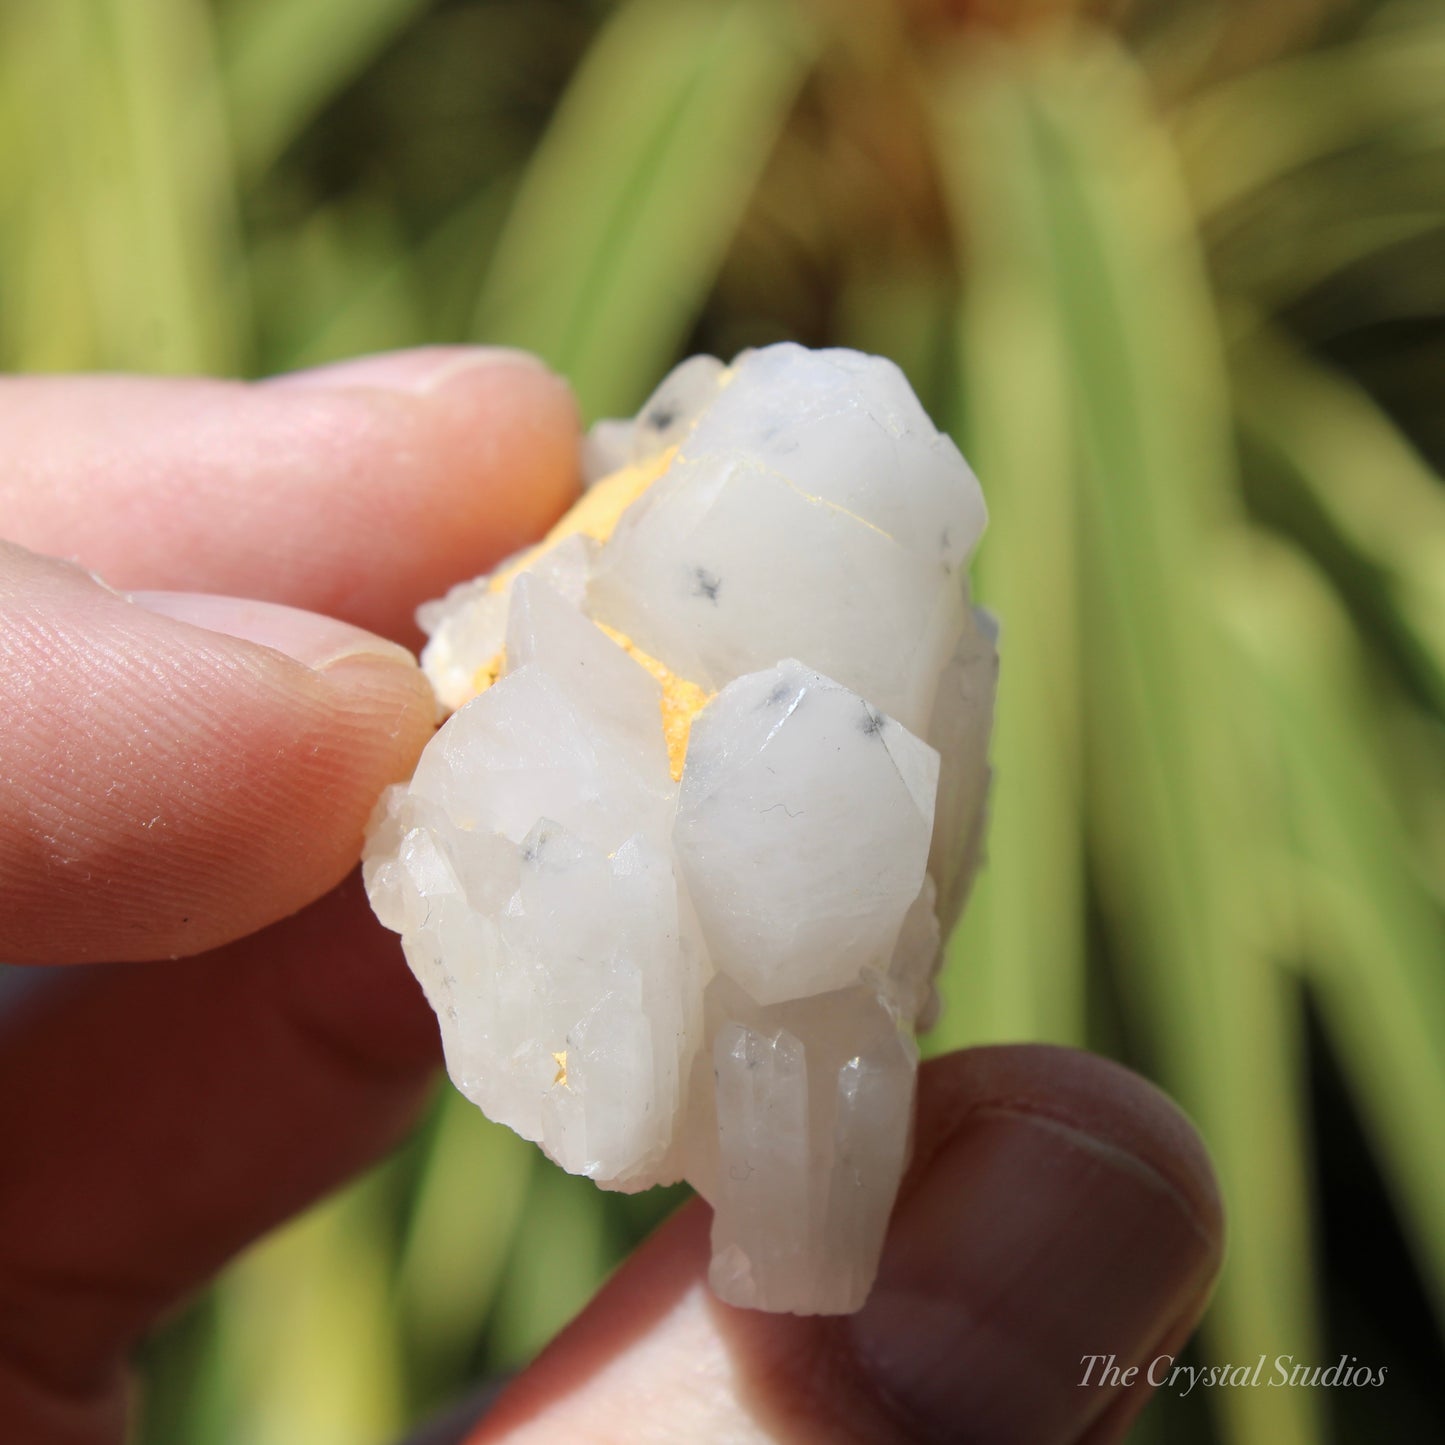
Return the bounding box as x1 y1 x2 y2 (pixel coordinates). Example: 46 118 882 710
0 348 1223 1445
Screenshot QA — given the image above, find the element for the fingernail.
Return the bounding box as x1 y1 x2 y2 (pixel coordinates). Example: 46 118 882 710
848 1107 1220 1445
262 346 553 397
128 592 419 673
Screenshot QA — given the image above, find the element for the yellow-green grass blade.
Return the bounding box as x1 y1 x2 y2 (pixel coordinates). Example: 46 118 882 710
132 1297 230 1445
1202 164 1445 321
1173 8 1445 223
927 47 1085 1050
0 2 184 370
83 0 245 372
1172 11 1445 315
250 199 428 374
210 1173 407 1445
1231 321 1445 722
486 1161 614 1371
262 181 517 375
219 0 429 185
394 1091 535 1403
1019 33 1321 1445
834 265 957 419
473 0 814 420
0 2 89 367
1379 700 1445 907
1218 538 1445 1336
1 0 245 374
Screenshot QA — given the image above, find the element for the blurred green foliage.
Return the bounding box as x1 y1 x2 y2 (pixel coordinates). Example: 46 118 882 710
2 0 1443 1440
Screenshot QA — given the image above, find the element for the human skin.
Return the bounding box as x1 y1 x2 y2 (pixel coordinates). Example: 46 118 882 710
0 346 1224 1445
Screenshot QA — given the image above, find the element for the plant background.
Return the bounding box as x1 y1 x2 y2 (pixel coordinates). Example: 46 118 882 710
2 0 1443 1441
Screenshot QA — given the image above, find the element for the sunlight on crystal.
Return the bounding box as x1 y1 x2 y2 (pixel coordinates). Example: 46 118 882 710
365 343 997 1314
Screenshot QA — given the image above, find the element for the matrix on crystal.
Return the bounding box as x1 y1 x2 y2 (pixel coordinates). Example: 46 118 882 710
365 343 997 1314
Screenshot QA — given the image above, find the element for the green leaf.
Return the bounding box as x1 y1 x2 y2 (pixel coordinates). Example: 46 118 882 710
220 0 430 184
251 199 427 373
0 0 245 372
211 1175 407 1445
929 49 1085 1049
1217 538 1445 1337
1173 10 1445 221
939 33 1325 1445
486 1161 614 1370
1231 321 1445 720
394 1092 534 1398
473 0 814 420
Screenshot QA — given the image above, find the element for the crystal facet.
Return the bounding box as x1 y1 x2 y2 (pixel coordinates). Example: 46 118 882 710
364 343 997 1314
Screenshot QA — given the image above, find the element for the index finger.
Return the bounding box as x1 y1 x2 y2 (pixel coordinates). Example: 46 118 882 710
0 347 580 645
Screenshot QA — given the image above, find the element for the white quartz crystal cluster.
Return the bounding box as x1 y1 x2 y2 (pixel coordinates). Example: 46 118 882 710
364 344 997 1314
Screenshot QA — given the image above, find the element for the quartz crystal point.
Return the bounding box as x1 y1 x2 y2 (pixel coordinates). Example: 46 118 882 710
364 343 998 1314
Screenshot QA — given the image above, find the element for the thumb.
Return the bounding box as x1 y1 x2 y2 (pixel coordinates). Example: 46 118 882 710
1 541 435 963
460 1046 1223 1445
